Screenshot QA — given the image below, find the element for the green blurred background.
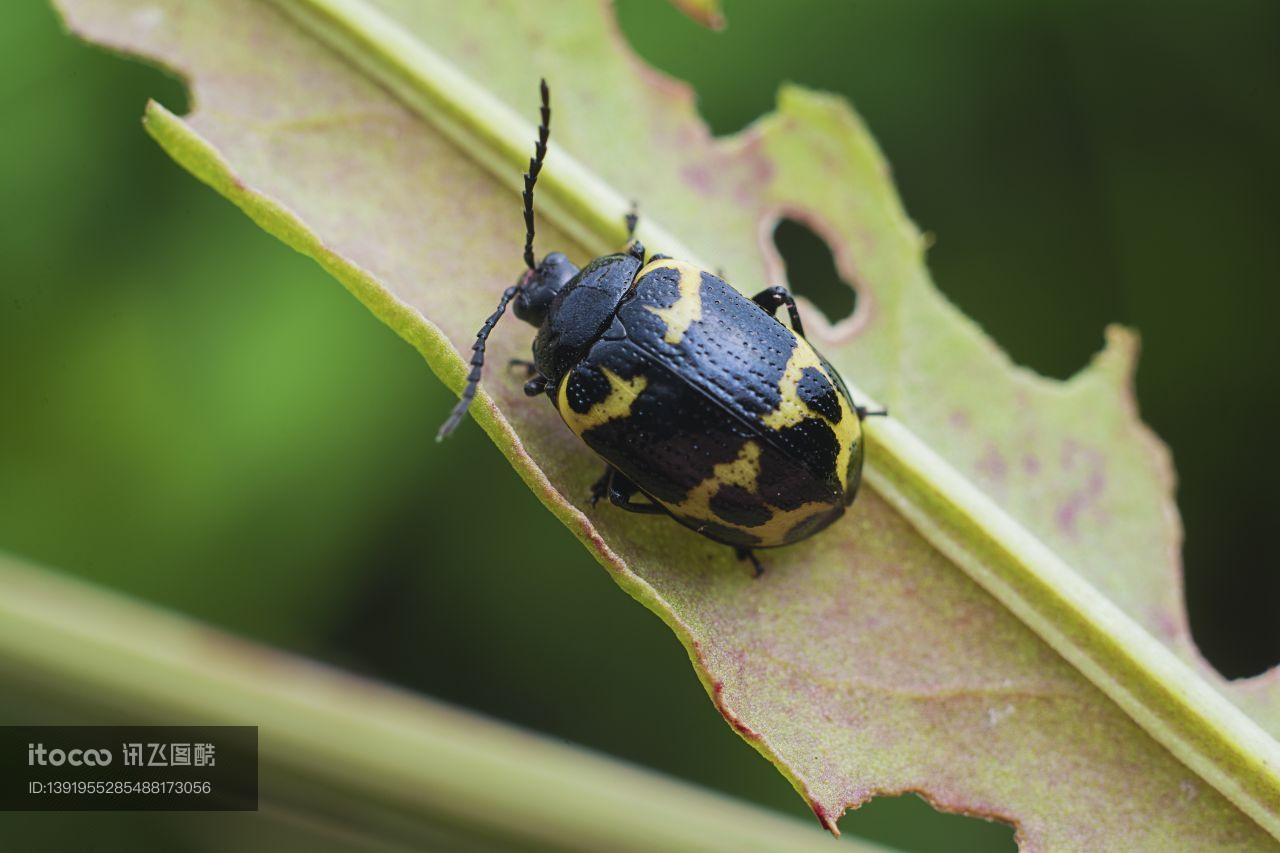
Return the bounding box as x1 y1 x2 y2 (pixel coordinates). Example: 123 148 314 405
2 1 1277 850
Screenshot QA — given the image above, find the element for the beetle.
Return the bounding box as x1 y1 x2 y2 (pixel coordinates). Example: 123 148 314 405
438 80 884 575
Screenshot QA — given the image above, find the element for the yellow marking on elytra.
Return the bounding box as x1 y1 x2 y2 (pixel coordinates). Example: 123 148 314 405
558 368 649 436
639 259 704 345
759 338 862 491
740 501 832 547
662 440 834 547
683 440 763 506
760 343 828 431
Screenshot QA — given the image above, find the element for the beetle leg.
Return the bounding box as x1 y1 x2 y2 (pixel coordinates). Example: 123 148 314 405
590 466 665 514
752 285 807 339
610 472 666 514
589 468 612 507
624 203 648 262
508 358 537 378
855 403 889 420
508 359 549 396
735 547 766 578
625 202 639 243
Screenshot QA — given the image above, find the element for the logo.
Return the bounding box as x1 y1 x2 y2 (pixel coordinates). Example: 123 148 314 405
27 743 113 767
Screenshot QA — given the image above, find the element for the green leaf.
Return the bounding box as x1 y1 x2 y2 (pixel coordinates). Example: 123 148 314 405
53 0 1280 847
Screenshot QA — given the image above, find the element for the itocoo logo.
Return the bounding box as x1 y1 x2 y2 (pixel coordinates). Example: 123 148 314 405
27 743 112 766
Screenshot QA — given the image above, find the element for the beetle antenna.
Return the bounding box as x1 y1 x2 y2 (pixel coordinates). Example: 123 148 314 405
436 284 520 441
437 81 551 441
523 78 551 271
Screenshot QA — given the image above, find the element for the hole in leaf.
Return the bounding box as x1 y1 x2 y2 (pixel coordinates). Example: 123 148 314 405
773 217 855 325
848 794 1017 852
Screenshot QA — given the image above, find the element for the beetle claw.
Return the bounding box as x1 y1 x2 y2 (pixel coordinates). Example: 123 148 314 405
735 548 765 578
589 470 611 507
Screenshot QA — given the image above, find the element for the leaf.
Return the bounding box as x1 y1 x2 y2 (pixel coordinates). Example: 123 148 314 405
54 0 1280 847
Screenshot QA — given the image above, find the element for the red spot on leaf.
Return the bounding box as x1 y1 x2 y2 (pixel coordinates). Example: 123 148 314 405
711 680 760 740
1056 441 1107 537
739 133 775 185
723 711 760 739
809 799 839 834
976 443 1008 484
681 162 714 195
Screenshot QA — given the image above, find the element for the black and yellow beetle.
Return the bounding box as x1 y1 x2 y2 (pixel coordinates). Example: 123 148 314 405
438 81 884 574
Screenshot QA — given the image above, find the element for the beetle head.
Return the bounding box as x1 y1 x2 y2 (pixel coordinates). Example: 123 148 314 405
513 252 579 327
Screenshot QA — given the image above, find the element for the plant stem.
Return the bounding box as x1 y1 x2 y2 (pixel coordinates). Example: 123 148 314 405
0 552 876 852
